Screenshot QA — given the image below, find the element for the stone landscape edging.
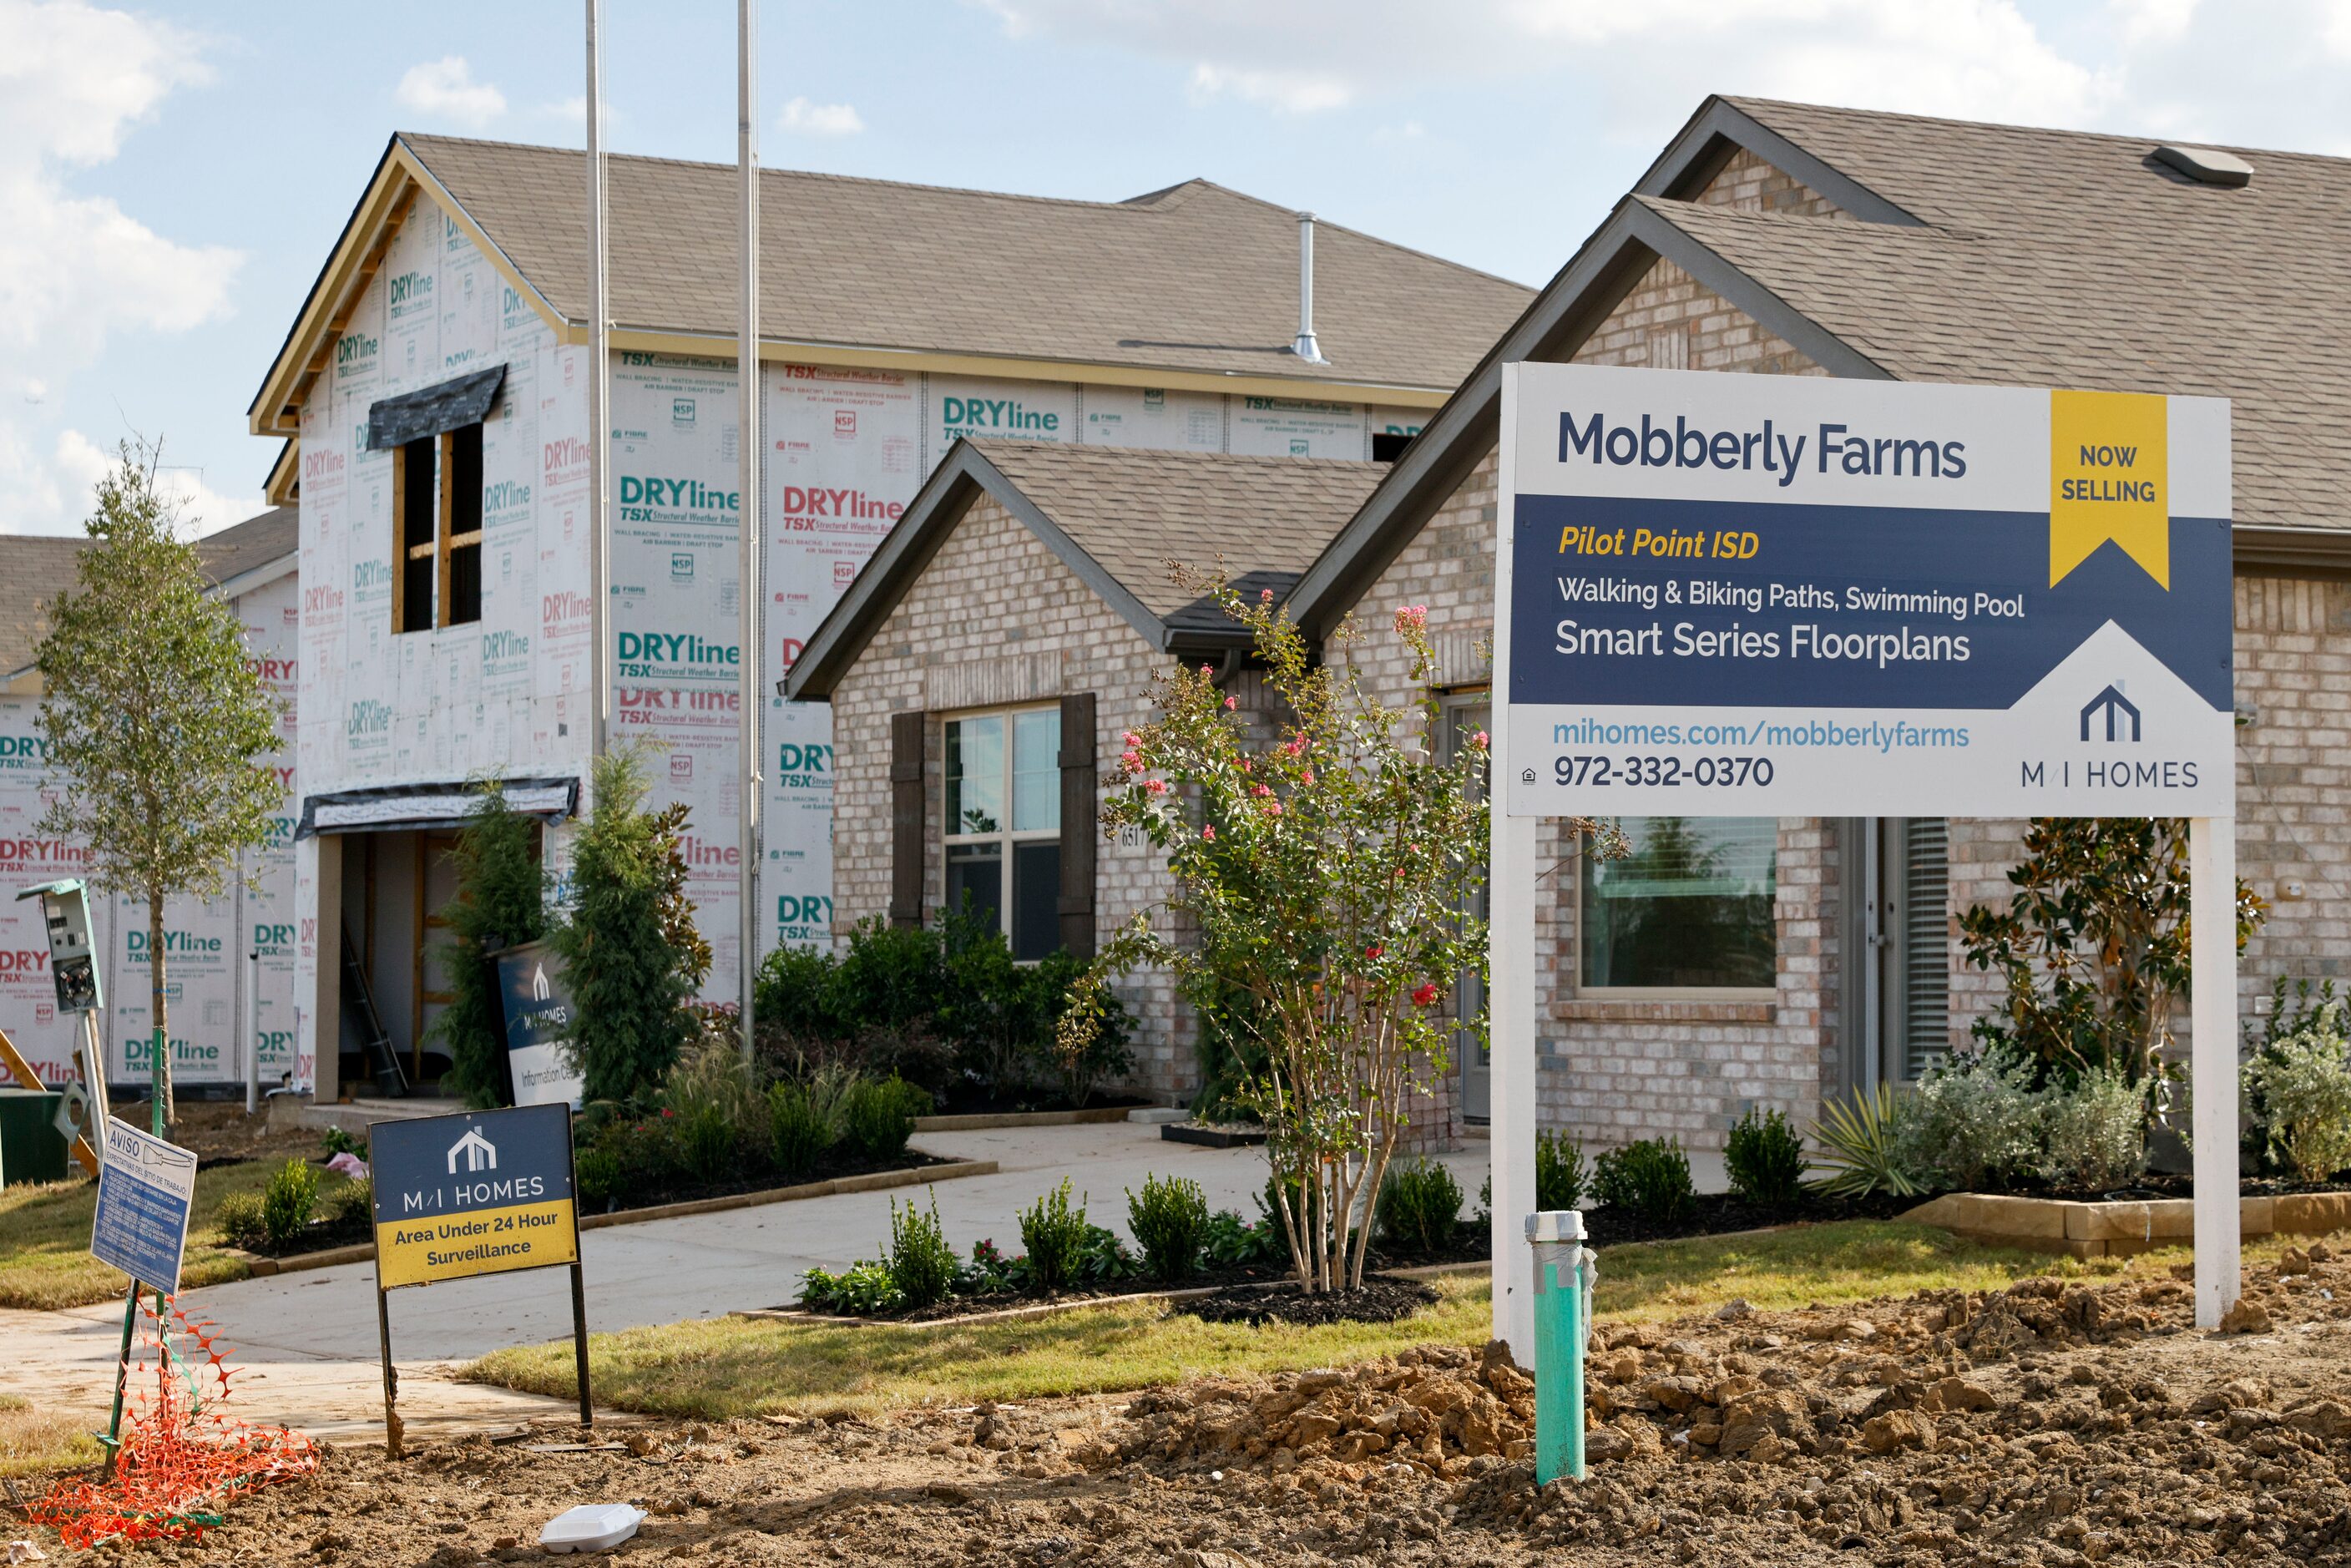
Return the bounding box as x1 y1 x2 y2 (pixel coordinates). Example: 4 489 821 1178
910 1106 1139 1132
1901 1188 2351 1257
731 1259 1490 1333
222 1156 1002 1278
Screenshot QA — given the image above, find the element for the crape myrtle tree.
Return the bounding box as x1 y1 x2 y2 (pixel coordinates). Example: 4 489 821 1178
1060 577 1617 1292
35 443 284 1128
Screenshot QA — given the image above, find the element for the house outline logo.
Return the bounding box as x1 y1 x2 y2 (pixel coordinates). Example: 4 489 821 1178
2081 684 2142 742
531 963 552 1003
447 1127 498 1174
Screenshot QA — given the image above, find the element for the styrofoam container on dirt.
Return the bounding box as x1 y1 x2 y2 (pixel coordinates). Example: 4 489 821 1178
538 1502 644 1553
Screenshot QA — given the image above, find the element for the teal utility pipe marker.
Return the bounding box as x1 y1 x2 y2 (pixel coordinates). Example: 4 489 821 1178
1528 1209 1595 1485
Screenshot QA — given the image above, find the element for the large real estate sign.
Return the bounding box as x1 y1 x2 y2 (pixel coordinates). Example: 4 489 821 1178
1498 364 2233 817
370 1103 580 1290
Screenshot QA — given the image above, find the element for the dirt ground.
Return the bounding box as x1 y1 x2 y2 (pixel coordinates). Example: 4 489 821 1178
111 1099 321 1166
28 1242 2351 1565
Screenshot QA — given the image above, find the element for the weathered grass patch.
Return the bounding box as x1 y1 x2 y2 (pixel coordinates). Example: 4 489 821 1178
0 1163 278 1311
466 1219 2253 1422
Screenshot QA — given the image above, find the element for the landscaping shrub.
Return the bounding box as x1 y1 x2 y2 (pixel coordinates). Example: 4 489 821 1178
1376 1159 1463 1256
1079 1223 1141 1282
1725 1107 1807 1205
429 783 547 1106
215 1191 267 1251
1898 1047 2045 1191
319 1126 365 1160
662 1032 765 1185
2242 1002 2351 1183
574 1146 624 1209
887 1193 958 1308
1535 1130 1588 1212
1807 1085 1925 1198
322 1177 373 1227
766 1080 832 1176
1202 1208 1284 1268
1126 1174 1210 1282
841 1075 928 1161
554 747 706 1103
260 1159 320 1247
1019 1180 1090 1290
2244 977 2343 1174
1592 1138 1695 1224
2041 1067 2147 1191
798 1262 902 1316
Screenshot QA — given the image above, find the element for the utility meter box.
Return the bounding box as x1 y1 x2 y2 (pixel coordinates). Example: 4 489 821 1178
14 880 102 1014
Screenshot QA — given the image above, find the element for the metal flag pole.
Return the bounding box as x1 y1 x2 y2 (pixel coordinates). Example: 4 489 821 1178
585 0 613 762
736 0 763 1054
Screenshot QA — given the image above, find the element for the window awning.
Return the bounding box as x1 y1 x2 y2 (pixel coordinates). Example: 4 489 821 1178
296 774 578 838
364 365 506 451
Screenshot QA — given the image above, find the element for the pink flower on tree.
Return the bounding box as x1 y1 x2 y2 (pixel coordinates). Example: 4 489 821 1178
1265 801 1282 817
1299 768 1315 786
1394 604 1428 635
1123 731 1140 746
1365 943 1384 959
1261 587 1276 602
1201 823 1216 842
1146 778 1169 796
1285 736 1307 756
1412 983 1439 1007
1225 695 1237 710
1473 731 1490 749
1120 749 1140 768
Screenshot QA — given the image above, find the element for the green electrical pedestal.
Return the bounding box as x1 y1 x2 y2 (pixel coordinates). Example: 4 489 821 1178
1528 1209 1597 1485
0 1091 70 1188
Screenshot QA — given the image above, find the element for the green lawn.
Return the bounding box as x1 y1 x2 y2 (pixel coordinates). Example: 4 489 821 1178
0 1162 290 1311
465 1219 2188 1423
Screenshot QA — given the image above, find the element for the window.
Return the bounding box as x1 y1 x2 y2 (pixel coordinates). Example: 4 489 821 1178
943 707 1061 960
1580 817 1775 992
390 423 484 633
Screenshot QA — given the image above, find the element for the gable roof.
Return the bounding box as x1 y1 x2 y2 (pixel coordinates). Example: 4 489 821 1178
1288 95 2351 635
252 134 1534 436
0 507 300 684
786 441 1387 700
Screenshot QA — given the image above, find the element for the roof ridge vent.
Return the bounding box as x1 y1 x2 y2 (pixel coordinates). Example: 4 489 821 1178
2152 144 2253 188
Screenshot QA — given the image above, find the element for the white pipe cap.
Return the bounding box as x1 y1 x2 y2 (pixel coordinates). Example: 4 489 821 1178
1525 1209 1585 1243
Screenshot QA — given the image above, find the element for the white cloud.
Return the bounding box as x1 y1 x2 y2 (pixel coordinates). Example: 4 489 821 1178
0 1 242 534
395 55 508 130
777 96 866 136
978 1 2113 135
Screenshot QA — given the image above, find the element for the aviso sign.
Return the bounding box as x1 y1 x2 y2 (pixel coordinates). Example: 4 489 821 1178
1487 364 2242 1357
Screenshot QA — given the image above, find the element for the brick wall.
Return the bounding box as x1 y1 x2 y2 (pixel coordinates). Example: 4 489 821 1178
827 493 1196 1097
1688 147 1846 220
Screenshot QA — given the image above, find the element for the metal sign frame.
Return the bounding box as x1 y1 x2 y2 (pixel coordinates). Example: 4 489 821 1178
1488 363 2242 1358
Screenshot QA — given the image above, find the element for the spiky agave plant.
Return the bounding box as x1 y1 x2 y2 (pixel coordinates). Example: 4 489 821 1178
1806 1085 1925 1199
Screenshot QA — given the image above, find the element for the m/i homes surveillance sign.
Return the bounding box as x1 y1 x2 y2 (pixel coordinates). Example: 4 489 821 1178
1497 364 2232 817
369 1104 580 1289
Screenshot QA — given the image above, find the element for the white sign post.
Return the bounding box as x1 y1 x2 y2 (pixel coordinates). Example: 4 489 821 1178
1491 364 2239 1355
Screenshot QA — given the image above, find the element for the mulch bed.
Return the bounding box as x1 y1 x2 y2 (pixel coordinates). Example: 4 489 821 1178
1578 1189 1921 1248
1174 1275 1440 1327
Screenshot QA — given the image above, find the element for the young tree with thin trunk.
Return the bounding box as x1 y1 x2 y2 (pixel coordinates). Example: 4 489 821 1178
35 443 284 1128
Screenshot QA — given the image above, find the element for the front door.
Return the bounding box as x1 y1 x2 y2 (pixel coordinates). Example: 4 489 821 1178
414 832 460 1084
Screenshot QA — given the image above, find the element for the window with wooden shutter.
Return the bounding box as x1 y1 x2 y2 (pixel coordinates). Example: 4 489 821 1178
889 711 926 928
1057 692 1097 959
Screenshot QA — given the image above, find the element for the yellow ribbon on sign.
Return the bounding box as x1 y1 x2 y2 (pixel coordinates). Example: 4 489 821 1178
2050 388 2169 588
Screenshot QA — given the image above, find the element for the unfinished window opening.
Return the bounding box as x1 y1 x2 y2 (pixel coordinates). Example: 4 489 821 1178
394 438 437 634
442 422 483 627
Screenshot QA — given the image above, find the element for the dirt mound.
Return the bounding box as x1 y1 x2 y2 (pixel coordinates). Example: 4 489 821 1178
35 1247 2351 1565
1175 1277 1440 1328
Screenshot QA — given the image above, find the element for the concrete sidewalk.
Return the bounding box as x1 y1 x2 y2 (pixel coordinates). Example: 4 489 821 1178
168 1121 1490 1365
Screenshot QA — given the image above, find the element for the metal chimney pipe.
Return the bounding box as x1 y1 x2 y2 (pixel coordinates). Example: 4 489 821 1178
1292 211 1327 365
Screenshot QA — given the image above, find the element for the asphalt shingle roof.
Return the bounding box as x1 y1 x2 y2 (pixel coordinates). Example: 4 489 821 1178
970 441 1388 620
0 508 298 675
401 135 1532 393
1662 99 2351 531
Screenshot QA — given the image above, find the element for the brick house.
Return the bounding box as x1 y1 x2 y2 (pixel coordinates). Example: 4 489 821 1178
1281 95 2351 1156
786 442 1388 1096
795 94 2351 1155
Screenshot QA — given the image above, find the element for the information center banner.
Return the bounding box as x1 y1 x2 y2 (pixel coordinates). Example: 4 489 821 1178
1499 365 2233 818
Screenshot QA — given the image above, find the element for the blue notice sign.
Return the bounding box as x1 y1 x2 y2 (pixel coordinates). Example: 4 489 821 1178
91 1119 197 1295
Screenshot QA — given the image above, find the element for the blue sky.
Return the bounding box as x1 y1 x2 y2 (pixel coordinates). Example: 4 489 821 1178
6 0 2350 534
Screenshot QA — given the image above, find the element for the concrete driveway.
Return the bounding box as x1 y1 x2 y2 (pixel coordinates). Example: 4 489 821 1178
171 1120 1491 1364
